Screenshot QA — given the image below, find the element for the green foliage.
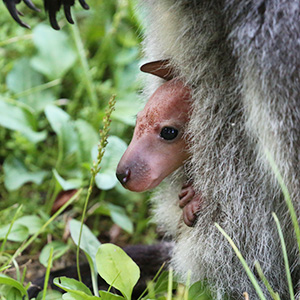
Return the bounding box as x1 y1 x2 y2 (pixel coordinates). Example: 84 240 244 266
96 243 140 300
0 1 212 299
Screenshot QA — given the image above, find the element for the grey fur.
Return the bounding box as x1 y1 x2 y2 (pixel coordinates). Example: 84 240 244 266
137 1 300 299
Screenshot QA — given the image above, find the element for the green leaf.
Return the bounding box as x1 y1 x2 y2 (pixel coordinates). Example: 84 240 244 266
74 119 99 164
31 24 77 80
3 156 48 191
6 288 23 300
54 278 99 300
15 215 44 235
0 274 27 297
112 93 143 126
53 169 82 191
62 292 99 300
53 277 92 295
94 203 133 234
188 281 213 300
45 105 80 156
69 219 101 268
99 290 125 300
44 105 70 135
0 98 47 143
94 136 127 190
6 58 55 112
0 223 29 242
36 290 62 300
96 243 140 300
39 241 70 267
107 204 133 234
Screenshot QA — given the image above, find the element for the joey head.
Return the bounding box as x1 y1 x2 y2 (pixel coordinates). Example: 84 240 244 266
116 61 201 226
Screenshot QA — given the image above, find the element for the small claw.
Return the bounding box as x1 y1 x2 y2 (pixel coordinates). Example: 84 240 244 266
64 5 74 24
49 11 60 30
79 0 89 10
23 0 40 12
3 0 30 28
17 9 24 16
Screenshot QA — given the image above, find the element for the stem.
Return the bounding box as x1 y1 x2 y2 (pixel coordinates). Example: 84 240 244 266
76 96 116 283
71 18 98 110
215 223 267 300
272 213 295 300
42 247 54 300
264 149 300 253
14 79 61 98
0 205 22 254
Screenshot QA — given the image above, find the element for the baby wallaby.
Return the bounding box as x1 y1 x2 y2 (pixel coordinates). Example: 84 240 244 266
116 60 202 226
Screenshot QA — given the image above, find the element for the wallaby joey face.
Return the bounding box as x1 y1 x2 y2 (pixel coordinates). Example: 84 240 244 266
116 79 191 192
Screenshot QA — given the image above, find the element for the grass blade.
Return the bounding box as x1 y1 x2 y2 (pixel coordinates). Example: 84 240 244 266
272 213 295 300
254 261 281 300
264 149 300 254
215 223 267 300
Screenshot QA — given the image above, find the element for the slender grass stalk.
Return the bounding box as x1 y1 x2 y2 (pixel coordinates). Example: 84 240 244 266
137 262 166 300
264 149 300 253
71 18 98 110
184 270 191 300
2 189 81 269
42 247 54 300
21 266 27 285
14 79 61 98
0 34 32 47
167 268 173 300
272 213 295 300
0 205 22 254
215 223 267 300
254 262 281 300
76 96 116 283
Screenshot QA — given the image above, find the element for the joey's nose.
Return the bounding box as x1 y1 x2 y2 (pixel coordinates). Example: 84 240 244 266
116 169 131 186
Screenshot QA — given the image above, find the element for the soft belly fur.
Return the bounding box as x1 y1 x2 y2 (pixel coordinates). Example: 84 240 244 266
137 1 300 299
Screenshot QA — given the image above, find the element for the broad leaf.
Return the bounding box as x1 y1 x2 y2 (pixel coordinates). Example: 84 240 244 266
96 243 140 300
40 241 70 267
53 169 82 191
6 58 55 112
69 219 101 268
94 136 127 190
188 281 213 300
0 274 27 297
53 277 92 295
3 156 48 191
31 24 77 80
15 215 44 235
45 105 80 157
74 119 99 164
0 223 28 242
112 93 143 126
108 204 133 234
99 290 124 300
0 98 46 143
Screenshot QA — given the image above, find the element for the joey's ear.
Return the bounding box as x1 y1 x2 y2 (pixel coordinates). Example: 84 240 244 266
140 59 176 81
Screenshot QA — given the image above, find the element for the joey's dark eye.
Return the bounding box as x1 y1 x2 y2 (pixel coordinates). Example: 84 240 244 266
160 127 179 140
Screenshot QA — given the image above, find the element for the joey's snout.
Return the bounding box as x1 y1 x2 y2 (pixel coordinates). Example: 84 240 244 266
116 153 153 192
116 169 131 186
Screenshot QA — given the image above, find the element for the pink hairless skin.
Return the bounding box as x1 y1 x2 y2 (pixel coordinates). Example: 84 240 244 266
116 60 202 227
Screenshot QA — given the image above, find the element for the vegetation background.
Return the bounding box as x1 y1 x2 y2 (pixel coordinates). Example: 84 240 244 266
1 1 297 299
0 0 159 295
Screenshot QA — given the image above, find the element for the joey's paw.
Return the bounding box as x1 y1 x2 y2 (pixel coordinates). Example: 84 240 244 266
182 194 202 227
179 183 195 208
178 184 202 227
